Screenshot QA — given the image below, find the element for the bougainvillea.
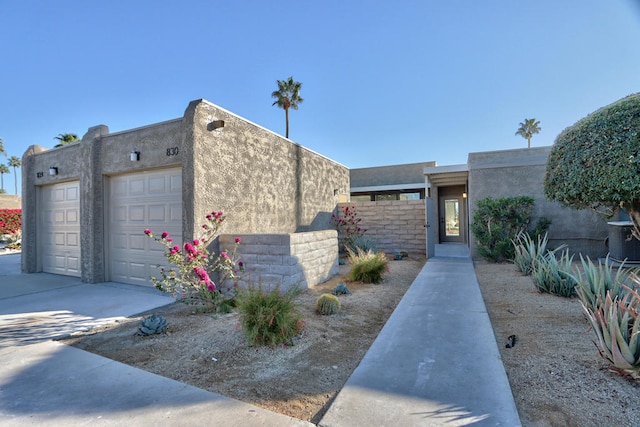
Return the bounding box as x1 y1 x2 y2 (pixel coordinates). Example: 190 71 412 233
0 209 21 235
145 210 244 312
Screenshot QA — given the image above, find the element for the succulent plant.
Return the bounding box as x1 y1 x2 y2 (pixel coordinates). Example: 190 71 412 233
332 283 351 296
316 294 341 315
579 283 640 378
138 315 168 335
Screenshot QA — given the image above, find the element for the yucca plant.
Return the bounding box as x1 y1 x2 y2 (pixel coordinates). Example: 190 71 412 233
530 249 577 297
579 283 640 378
572 255 637 313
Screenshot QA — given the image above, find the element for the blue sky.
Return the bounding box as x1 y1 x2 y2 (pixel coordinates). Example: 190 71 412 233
1 1 639 195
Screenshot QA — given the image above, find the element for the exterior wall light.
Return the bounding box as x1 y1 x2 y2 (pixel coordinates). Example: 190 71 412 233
462 192 468 199
49 167 58 176
208 120 225 131
130 151 140 161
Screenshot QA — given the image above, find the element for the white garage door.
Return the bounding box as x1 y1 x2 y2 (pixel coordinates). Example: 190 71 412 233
108 168 182 286
40 181 81 277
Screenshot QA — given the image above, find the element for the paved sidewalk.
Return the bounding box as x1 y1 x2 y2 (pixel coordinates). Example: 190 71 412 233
320 244 521 426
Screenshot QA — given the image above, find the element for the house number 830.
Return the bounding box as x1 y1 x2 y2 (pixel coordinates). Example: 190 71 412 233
166 147 179 156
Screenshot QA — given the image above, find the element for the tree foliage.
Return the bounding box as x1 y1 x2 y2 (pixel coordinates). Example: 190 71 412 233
515 118 541 148
271 76 303 139
0 164 9 192
7 156 21 195
54 133 80 148
544 93 640 240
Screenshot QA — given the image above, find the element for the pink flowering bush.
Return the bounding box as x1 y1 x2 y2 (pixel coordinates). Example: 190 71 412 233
144 210 244 312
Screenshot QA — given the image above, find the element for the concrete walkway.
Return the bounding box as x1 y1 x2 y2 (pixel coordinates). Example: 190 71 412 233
320 244 521 426
0 247 520 426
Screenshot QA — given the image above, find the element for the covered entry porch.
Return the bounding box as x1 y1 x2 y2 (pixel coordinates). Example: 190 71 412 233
424 164 469 252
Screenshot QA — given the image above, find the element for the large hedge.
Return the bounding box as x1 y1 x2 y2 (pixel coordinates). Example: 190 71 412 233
544 93 640 240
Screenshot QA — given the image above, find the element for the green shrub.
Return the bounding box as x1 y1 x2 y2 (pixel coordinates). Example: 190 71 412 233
573 255 637 313
471 196 550 262
579 283 640 378
346 248 388 284
531 249 577 297
316 294 341 315
235 284 304 347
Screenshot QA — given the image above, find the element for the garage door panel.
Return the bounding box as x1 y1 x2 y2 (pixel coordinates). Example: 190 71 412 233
109 168 182 286
129 206 146 221
40 181 82 277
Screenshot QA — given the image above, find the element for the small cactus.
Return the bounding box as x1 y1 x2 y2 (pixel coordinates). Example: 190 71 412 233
332 283 351 296
138 315 168 335
316 294 341 315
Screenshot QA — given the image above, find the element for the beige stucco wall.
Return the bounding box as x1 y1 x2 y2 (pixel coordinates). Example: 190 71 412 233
21 99 349 283
468 147 608 258
187 100 349 237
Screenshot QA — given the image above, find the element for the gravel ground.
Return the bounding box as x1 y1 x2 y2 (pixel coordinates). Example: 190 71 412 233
475 260 640 427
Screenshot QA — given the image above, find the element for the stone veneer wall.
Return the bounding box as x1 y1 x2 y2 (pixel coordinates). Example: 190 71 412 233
337 200 426 255
219 230 339 291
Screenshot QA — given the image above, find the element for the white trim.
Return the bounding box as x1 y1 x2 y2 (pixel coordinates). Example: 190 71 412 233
351 183 426 193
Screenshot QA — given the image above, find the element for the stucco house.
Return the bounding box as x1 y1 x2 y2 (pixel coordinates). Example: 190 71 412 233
21 99 349 286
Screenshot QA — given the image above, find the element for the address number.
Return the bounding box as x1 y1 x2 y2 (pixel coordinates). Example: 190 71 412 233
166 147 179 156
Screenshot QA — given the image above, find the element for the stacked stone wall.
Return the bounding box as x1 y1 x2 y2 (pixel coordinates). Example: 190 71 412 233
337 200 426 255
219 230 338 291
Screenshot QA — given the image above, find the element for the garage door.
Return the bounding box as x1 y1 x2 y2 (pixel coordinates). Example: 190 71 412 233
40 181 81 277
108 168 182 286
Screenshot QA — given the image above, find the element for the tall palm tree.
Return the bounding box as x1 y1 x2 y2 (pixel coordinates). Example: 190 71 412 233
8 156 21 195
271 76 304 139
515 118 541 148
54 133 80 148
0 164 8 193
0 137 6 157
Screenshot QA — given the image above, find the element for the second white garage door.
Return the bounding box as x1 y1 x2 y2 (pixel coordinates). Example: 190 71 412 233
108 168 182 286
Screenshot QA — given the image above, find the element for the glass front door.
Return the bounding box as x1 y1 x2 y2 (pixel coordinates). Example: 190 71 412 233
444 199 460 237
439 190 466 243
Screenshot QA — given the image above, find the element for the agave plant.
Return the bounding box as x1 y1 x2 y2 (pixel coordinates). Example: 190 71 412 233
572 255 637 313
579 283 640 378
530 249 576 297
512 231 564 275
138 315 168 335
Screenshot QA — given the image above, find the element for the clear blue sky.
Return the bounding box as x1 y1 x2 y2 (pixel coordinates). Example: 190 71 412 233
1 1 639 196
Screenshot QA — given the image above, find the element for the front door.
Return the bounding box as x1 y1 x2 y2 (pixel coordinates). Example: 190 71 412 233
439 191 465 243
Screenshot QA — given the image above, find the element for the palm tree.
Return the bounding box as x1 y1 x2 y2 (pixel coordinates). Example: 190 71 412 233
0 164 9 193
515 118 541 148
8 156 21 195
0 137 6 157
271 76 304 138
54 133 80 148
